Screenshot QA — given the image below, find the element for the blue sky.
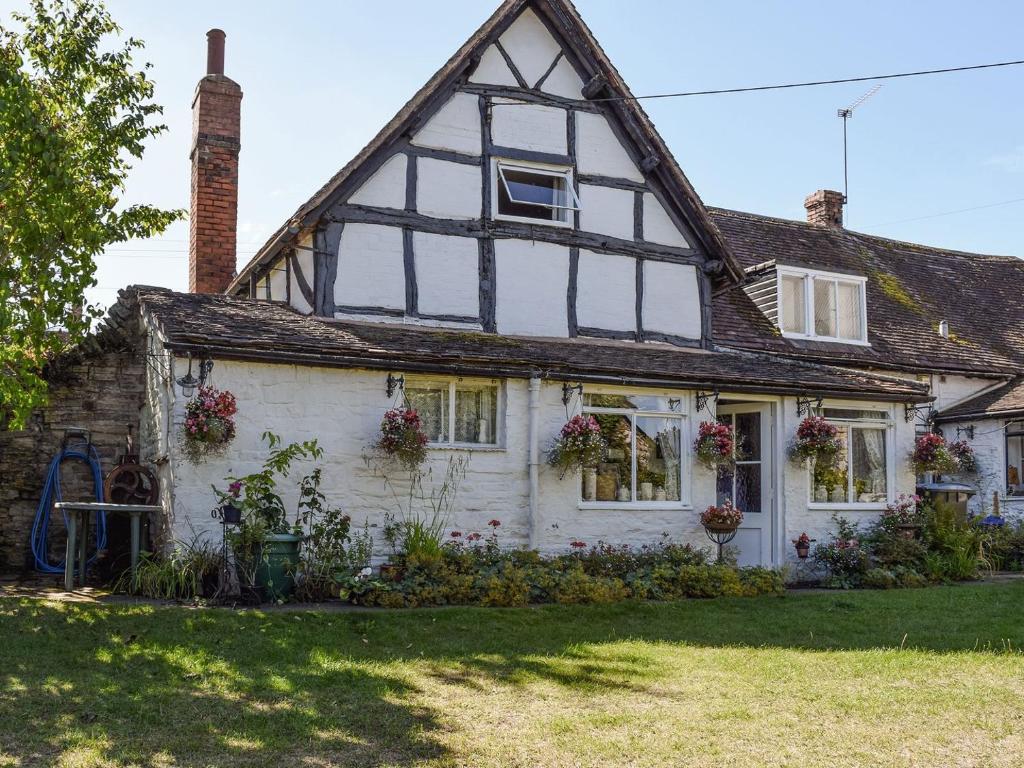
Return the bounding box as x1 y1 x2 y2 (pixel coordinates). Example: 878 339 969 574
5 1 1022 307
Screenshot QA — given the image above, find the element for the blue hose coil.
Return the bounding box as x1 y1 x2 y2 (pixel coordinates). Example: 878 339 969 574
29 443 106 573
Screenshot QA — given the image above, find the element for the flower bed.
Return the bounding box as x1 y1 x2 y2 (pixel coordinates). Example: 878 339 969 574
357 540 783 608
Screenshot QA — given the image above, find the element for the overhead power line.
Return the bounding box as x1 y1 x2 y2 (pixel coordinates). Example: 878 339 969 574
868 196 1024 227
585 58 1024 103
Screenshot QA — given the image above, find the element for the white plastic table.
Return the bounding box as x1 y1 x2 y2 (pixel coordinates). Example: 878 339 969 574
55 502 163 591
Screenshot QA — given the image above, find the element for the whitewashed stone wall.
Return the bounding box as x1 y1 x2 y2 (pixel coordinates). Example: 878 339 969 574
154 353 923 567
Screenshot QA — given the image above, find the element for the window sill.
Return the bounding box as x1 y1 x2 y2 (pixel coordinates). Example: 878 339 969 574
578 501 693 512
781 332 871 347
808 502 888 512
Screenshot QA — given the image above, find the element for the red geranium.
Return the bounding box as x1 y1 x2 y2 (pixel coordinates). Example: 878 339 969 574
376 407 429 470
693 421 738 471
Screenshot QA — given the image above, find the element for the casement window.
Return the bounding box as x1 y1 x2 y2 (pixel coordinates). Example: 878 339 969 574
404 377 501 447
810 407 892 506
778 267 867 343
580 391 687 506
493 160 580 227
1006 421 1024 496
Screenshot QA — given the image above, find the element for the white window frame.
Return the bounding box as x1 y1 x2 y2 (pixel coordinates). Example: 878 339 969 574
807 402 895 510
578 386 691 510
1005 420 1024 497
777 266 869 345
492 158 580 229
403 376 504 450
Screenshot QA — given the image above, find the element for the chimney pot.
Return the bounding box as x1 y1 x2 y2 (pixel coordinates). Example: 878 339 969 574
206 29 225 76
804 189 845 227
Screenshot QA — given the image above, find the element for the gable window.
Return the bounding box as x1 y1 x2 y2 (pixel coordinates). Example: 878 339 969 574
810 406 892 506
778 267 867 343
493 160 580 226
404 377 501 447
579 391 686 507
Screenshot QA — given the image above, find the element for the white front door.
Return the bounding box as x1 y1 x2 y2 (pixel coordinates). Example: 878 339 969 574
716 404 774 567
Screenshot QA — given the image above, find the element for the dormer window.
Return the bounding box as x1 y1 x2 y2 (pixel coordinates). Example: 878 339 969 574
778 267 867 344
493 160 580 227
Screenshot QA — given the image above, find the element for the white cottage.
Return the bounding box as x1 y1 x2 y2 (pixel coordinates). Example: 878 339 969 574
69 0 1024 569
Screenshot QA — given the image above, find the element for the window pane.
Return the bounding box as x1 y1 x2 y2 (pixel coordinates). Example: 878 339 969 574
836 281 863 340
405 385 449 443
716 467 734 506
780 275 806 333
1007 434 1024 494
851 427 887 502
497 167 568 223
822 408 888 421
812 424 849 502
586 413 633 501
454 384 498 444
814 278 837 337
635 416 682 501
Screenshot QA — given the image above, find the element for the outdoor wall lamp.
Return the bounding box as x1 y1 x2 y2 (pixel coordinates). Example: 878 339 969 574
176 353 214 398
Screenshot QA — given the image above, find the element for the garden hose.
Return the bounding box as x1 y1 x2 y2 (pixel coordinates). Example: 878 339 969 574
29 440 106 573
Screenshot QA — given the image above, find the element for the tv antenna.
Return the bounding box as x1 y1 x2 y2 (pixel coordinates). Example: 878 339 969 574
837 84 882 204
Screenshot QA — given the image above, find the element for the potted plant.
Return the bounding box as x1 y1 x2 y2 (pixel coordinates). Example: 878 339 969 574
792 532 816 559
700 500 744 534
214 431 324 602
180 386 237 464
949 440 978 474
548 414 606 479
912 433 958 475
882 494 923 539
790 415 842 468
375 407 429 470
693 421 738 472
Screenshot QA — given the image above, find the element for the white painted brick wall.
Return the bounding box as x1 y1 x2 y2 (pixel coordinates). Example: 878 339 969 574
497 8 562 87
413 232 480 317
494 240 569 336
491 101 567 155
641 261 701 339
348 153 407 209
334 224 406 309
643 192 690 248
578 183 635 241
410 93 481 155
575 250 636 332
416 158 481 220
575 112 644 182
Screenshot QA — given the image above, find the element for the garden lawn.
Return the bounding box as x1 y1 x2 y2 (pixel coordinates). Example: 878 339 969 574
2 584 1023 768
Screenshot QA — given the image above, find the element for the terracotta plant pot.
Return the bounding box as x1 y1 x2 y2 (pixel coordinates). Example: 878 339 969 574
796 545 810 559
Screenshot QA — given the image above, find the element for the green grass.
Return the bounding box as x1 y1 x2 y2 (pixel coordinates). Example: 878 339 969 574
2 584 1023 767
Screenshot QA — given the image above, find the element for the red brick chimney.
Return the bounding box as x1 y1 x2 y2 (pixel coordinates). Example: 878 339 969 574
804 189 844 227
189 29 242 294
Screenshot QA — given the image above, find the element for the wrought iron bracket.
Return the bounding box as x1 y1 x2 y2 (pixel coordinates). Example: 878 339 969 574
956 425 975 441
694 389 719 414
904 403 934 424
562 382 583 407
386 373 405 399
796 395 823 417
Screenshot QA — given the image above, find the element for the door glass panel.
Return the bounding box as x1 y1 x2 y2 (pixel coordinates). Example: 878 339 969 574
735 412 761 461
716 467 734 506
735 463 762 514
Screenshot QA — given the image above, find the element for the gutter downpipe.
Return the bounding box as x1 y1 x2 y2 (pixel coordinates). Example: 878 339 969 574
528 376 541 549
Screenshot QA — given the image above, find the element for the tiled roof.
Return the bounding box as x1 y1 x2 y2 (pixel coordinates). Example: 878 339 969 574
118 286 929 402
709 207 1024 376
935 377 1024 422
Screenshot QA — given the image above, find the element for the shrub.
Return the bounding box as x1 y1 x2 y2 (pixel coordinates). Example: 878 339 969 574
984 522 1024 571
813 516 869 589
116 536 223 601
862 568 896 589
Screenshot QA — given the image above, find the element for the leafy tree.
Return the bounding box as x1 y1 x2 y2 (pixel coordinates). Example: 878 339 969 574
0 0 182 428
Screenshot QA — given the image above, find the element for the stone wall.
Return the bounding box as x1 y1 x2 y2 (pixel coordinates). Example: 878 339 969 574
0 348 145 572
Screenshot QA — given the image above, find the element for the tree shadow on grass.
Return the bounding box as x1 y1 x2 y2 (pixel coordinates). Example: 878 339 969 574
1 584 1023 766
